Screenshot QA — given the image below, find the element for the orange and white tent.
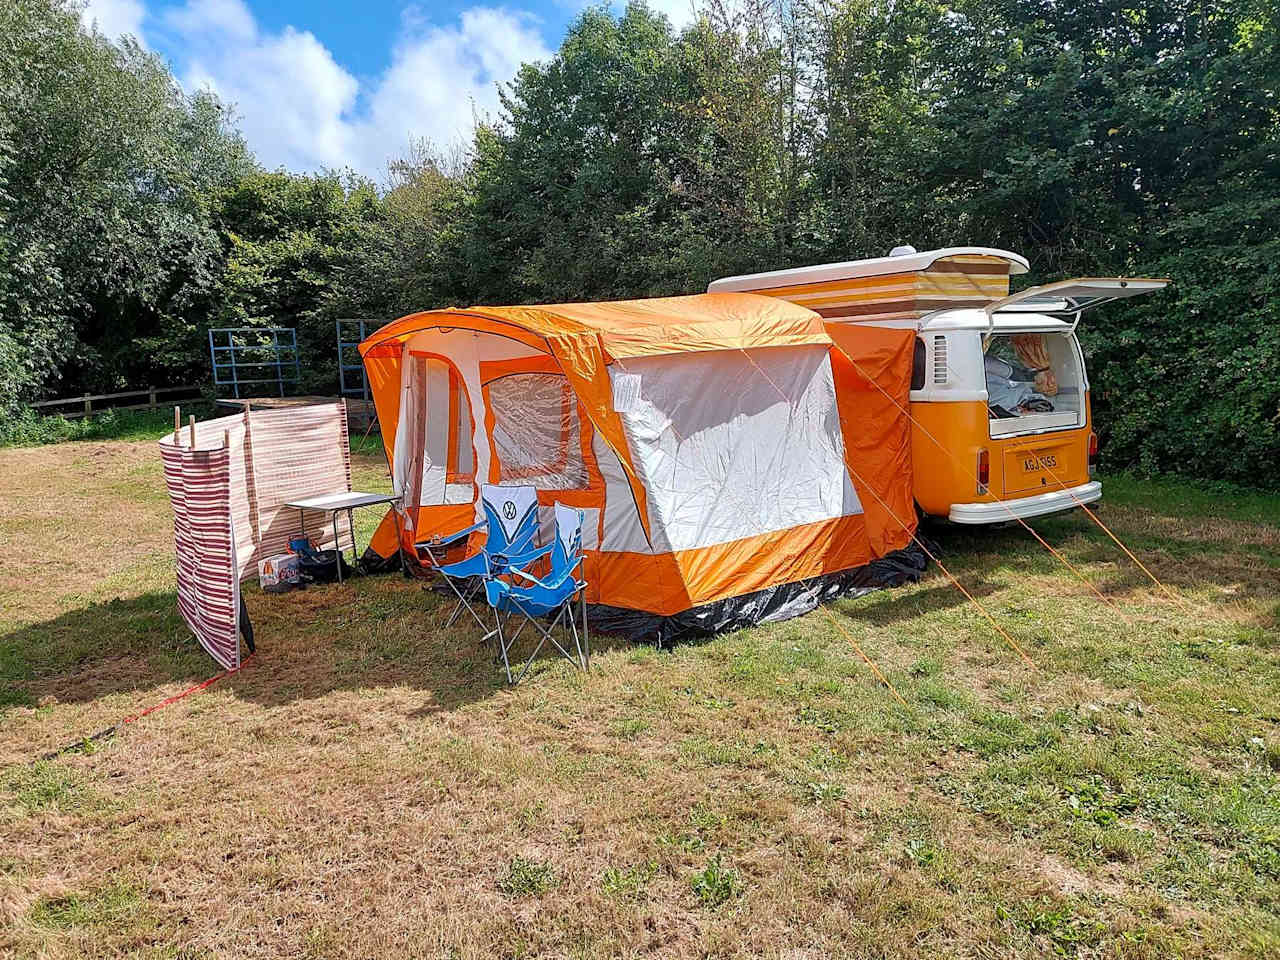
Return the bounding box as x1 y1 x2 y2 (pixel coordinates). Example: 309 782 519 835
359 293 922 639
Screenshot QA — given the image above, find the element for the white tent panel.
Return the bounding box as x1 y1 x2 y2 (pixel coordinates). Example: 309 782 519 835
594 431 661 554
612 346 861 553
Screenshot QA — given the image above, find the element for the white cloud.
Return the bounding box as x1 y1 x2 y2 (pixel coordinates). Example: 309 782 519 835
639 0 699 29
348 7 551 176
164 0 254 39
164 0 358 173
157 0 550 179
81 0 147 42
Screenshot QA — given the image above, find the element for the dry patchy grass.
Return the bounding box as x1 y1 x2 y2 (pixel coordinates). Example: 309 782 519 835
1 435 1278 958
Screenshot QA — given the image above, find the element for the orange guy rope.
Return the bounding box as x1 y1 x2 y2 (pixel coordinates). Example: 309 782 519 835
822 606 908 706
936 348 1188 609
737 348 1036 670
830 341 1133 625
1040 479 1187 608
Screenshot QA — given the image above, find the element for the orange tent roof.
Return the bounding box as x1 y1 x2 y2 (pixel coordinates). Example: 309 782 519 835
359 293 833 551
358 292 830 359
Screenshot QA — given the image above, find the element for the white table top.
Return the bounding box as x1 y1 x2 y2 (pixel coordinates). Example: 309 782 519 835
286 491 399 511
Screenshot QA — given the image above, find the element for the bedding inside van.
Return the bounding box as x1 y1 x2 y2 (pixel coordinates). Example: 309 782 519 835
984 333 1084 435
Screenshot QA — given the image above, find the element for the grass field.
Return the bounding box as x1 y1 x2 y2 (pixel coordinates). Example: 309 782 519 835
1 427 1278 958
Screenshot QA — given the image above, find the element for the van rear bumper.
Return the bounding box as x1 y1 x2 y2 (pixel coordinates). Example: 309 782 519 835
948 481 1101 525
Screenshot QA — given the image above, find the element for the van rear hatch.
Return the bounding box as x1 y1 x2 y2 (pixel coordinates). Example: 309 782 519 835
1002 439 1081 496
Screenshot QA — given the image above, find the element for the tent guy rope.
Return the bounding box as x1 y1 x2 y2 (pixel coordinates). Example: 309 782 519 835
933 350 1192 612
829 341 1136 626
734 348 1038 671
40 656 253 762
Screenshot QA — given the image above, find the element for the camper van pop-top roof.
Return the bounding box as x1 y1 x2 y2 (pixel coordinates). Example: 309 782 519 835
707 246 1031 323
708 247 1166 331
708 245 1030 293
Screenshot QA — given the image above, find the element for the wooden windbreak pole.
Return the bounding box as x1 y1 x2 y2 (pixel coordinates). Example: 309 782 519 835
174 406 181 444
241 399 263 561
188 415 196 449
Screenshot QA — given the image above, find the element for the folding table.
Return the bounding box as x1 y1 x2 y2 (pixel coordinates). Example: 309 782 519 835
286 491 403 583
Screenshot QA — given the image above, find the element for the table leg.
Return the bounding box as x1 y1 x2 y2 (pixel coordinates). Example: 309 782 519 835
391 504 407 577
334 510 343 584
347 507 357 573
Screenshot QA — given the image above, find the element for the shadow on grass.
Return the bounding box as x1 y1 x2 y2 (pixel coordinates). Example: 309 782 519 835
1 571 630 719
5 492 1276 720
922 506 1280 605
1 591 208 711
841 581 1000 626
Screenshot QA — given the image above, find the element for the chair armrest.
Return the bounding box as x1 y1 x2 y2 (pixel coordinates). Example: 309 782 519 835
507 568 546 589
501 543 553 572
499 545 555 591
432 519 486 547
512 558 582 593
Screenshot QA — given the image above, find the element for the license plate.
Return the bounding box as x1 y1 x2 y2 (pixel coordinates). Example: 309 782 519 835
1021 452 1059 473
1005 443 1073 495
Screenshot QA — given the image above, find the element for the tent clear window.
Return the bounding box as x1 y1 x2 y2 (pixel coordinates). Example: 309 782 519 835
984 333 1084 428
487 372 589 490
409 355 475 506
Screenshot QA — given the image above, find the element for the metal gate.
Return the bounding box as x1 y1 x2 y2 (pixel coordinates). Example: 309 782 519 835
209 327 301 399
336 319 373 402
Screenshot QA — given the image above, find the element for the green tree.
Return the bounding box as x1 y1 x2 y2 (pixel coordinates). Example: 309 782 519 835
212 169 386 393
466 3 695 302
324 139 473 320
0 0 252 407
923 0 1279 481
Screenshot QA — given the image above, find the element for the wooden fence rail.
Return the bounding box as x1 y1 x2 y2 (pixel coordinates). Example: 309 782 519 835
31 385 202 419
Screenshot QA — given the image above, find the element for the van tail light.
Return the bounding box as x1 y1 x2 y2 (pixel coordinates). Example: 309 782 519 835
1088 432 1099 471
977 448 990 494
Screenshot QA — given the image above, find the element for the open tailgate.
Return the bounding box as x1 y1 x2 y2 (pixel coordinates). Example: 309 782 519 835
986 277 1169 319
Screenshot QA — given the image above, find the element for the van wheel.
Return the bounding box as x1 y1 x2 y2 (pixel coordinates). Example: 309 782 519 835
913 502 935 529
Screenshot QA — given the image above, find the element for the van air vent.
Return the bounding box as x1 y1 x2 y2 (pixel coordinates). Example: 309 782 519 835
932 335 948 384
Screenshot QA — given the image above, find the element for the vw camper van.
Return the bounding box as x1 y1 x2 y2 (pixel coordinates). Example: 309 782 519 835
709 247 1167 524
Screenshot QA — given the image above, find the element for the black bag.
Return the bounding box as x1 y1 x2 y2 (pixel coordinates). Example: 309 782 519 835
298 550 354 584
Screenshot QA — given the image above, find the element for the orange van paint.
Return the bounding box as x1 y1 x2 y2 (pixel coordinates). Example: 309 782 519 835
911 394 1092 517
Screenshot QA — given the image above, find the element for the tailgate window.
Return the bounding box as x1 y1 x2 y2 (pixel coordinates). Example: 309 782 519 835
985 333 1084 436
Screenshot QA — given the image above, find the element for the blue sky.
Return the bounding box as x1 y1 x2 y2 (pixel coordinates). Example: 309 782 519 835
80 0 696 179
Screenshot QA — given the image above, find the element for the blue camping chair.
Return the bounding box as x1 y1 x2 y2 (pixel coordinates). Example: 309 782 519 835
420 484 540 630
483 502 589 685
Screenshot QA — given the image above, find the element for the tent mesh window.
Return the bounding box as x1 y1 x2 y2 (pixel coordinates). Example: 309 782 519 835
488 373 588 490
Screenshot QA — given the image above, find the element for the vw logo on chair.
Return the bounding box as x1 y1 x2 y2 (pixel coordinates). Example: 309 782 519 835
502 500 517 520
